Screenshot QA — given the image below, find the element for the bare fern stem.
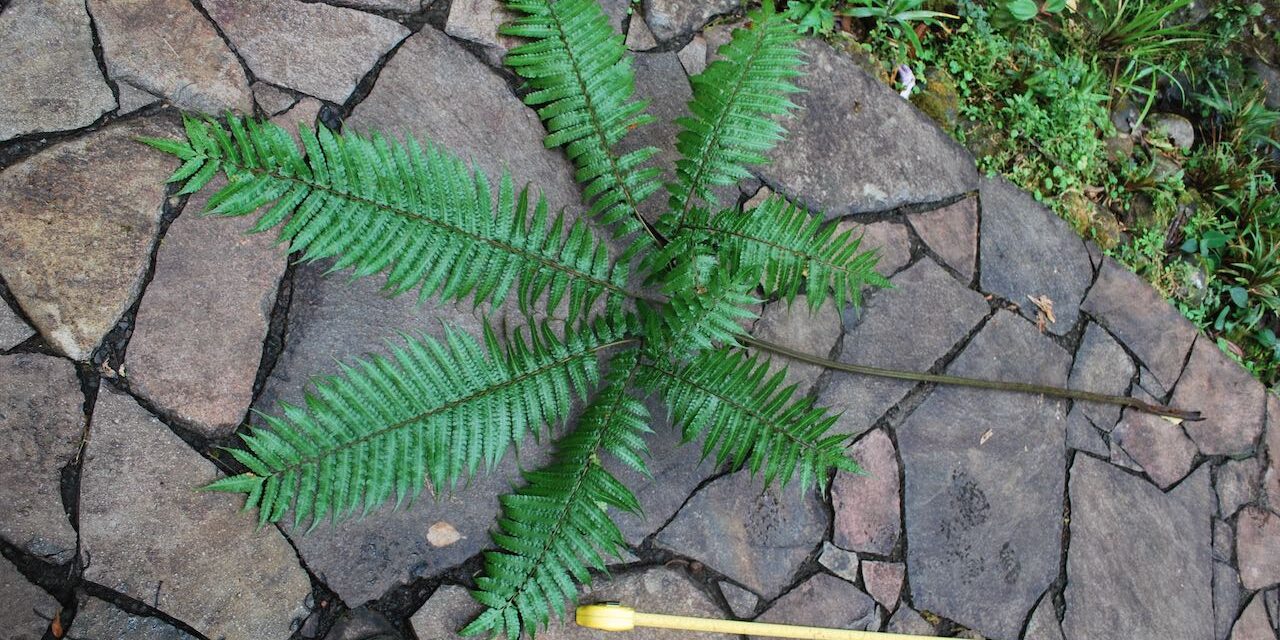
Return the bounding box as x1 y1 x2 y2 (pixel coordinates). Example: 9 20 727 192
739 335 1201 421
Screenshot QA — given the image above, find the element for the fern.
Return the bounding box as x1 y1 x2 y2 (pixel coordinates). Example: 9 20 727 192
642 347 858 491
205 315 633 529
143 115 629 322
463 351 650 639
140 1 889 636
681 195 892 310
502 0 664 254
660 2 805 235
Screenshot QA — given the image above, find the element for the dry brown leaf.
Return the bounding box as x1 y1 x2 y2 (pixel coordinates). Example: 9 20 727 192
980 428 994 445
427 521 463 547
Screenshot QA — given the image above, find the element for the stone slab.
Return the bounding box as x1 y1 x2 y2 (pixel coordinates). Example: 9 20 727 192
1174 337 1266 457
908 196 977 281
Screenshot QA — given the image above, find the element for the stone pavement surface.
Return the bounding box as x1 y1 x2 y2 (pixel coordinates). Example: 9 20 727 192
1 1 1278 639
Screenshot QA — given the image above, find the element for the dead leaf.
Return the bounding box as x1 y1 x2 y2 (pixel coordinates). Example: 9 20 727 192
427 521 463 547
51 609 63 638
979 428 994 445
1027 294 1056 332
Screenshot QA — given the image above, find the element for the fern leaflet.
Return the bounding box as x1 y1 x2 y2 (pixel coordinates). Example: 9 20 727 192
645 257 760 358
502 0 664 256
643 347 858 491
463 350 650 639
661 1 804 234
142 115 629 322
205 315 634 529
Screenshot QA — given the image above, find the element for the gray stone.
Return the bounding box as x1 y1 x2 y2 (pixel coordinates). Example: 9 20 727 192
754 574 881 638
656 470 828 599
1219 457 1264 518
678 34 708 76
721 582 760 618
114 81 158 114
126 180 288 438
1111 389 1198 490
201 0 410 104
1066 408 1108 457
820 258 988 439
88 0 252 114
445 0 518 52
1109 436 1144 472
606 397 719 545
1215 519 1235 563
1151 113 1195 151
642 0 740 44
1232 595 1276 640
410 585 482 640
979 177 1092 335
626 14 658 50
1217 562 1243 640
80 389 311 640
0 304 34 351
835 219 913 277
324 607 398 640
888 606 935 636
1140 365 1170 400
899 310 1071 640
1063 456 1213 640
70 594 195 640
832 430 900 556
818 542 860 583
1025 595 1063 640
750 294 841 395
755 39 976 218
1082 257 1199 391
0 116 177 360
1069 323 1136 430
0 354 82 563
861 560 905 611
1174 337 1267 456
620 51 697 223
909 197 978 281
538 567 723 640
0 0 115 141
253 82 299 116
1239 507 1280 591
0 555 56 640
349 26 584 217
340 0 428 11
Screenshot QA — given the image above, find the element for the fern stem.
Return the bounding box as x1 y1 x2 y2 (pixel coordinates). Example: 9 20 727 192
220 160 653 304
529 0 667 247
740 335 1201 421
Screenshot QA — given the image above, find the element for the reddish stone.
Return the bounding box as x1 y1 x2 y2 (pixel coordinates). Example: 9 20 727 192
1238 507 1280 590
909 196 977 281
1231 594 1276 640
832 429 900 555
1111 391 1198 490
861 560 904 611
1173 337 1266 456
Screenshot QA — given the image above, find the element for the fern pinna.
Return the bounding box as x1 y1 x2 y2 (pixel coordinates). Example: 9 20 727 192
142 1 884 637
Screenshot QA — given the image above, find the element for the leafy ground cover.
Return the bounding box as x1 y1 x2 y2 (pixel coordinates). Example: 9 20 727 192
779 0 1280 388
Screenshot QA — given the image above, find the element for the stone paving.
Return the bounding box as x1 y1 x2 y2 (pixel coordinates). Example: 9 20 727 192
1 1 1279 639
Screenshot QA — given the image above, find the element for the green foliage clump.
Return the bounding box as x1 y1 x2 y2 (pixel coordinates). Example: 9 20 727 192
143 1 887 637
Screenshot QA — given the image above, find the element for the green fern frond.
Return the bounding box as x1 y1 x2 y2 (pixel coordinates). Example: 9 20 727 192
140 115 629 322
462 350 650 640
661 1 804 234
204 314 635 529
683 195 890 310
502 0 663 254
642 347 858 491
